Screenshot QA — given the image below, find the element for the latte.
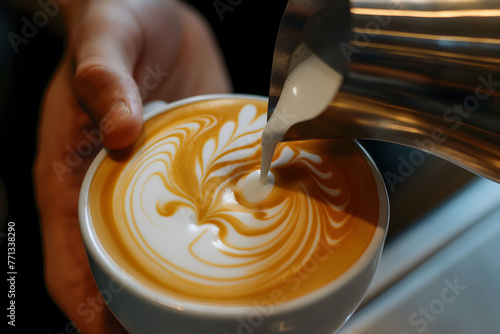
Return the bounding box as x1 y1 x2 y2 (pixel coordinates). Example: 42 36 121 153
88 98 379 306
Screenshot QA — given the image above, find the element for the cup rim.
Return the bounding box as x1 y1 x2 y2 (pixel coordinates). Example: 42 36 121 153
79 93 389 318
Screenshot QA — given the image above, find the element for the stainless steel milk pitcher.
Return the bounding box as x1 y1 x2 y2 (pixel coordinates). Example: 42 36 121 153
268 0 500 183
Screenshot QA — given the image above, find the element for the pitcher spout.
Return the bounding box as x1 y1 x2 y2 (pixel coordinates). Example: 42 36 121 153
268 0 500 183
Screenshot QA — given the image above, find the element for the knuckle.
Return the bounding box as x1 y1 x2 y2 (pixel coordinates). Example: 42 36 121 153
74 60 110 95
73 60 117 118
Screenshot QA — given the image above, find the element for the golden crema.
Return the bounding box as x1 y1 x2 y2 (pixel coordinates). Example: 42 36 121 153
89 98 379 306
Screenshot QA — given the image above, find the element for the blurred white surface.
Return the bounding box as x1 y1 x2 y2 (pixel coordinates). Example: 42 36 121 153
339 178 500 334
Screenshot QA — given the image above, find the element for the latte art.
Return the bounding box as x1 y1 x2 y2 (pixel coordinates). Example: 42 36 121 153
89 98 379 305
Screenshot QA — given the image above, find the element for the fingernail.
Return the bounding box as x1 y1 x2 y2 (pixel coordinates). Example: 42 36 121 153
100 101 132 134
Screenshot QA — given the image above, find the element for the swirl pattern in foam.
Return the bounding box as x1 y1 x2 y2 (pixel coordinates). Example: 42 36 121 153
89 98 379 305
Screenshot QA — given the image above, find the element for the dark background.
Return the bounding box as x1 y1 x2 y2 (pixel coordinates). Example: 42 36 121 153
0 0 474 333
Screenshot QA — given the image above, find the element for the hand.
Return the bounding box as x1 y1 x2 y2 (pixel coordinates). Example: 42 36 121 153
33 0 230 332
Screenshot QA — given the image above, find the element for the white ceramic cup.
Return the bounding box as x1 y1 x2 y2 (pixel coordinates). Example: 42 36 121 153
79 94 389 334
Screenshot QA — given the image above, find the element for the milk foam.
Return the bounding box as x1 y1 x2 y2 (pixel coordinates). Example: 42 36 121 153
114 104 346 282
260 46 344 183
91 98 378 303
116 105 274 282
235 170 275 203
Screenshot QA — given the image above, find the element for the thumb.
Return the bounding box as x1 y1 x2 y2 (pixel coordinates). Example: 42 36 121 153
73 15 143 150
